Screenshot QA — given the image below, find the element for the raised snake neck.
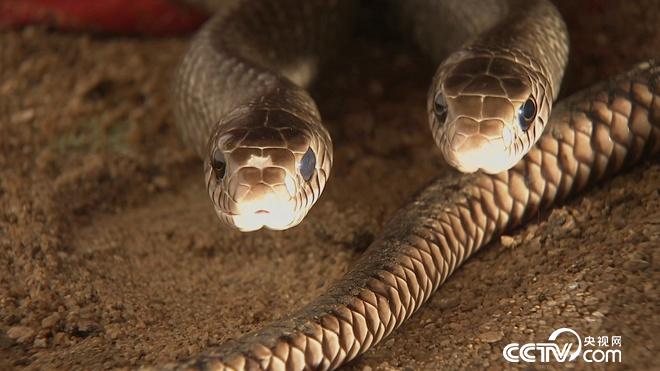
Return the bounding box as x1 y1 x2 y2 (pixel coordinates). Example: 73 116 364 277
174 0 354 156
174 0 358 231
163 61 660 370
173 0 568 231
411 0 569 173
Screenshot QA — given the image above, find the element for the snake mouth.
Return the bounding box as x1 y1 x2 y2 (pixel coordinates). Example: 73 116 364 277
441 132 515 174
218 195 298 232
446 148 513 174
222 210 273 216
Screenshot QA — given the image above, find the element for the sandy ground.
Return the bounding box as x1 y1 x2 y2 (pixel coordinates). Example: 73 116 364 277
1 1 659 370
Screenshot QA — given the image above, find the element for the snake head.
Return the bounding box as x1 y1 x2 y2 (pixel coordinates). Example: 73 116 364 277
206 105 331 232
429 51 552 174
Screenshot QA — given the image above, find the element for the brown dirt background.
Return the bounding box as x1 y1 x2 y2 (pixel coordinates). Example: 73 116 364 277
1 1 659 369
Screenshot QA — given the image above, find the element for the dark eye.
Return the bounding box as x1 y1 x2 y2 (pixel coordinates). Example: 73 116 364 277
518 97 537 131
211 149 226 180
300 147 316 182
434 94 448 121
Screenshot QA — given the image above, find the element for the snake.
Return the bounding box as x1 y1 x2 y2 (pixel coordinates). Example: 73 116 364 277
167 0 660 370
173 0 569 231
163 61 660 370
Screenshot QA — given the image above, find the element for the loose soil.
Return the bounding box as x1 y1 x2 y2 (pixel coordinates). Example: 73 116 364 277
1 1 658 369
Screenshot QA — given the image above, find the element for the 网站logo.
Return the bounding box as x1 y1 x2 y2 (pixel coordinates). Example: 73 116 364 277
502 328 622 363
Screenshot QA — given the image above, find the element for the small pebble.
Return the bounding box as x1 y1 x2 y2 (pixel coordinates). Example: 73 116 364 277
437 297 460 310
10 109 35 124
7 326 36 344
500 235 516 247
41 313 60 329
33 337 48 348
152 175 170 190
624 259 649 272
478 331 503 343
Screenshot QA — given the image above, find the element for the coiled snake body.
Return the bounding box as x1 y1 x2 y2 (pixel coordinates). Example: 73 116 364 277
174 0 568 231
169 0 660 369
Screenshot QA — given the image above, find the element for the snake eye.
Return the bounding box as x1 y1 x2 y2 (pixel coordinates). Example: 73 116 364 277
518 97 537 131
300 147 316 182
211 149 226 180
433 94 448 122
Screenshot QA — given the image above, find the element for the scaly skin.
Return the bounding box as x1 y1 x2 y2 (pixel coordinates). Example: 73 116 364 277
174 0 568 230
402 0 569 173
174 0 354 231
160 61 659 371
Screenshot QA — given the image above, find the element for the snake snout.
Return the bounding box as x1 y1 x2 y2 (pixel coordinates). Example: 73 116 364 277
443 117 515 174
206 107 331 231
431 52 548 175
222 165 300 232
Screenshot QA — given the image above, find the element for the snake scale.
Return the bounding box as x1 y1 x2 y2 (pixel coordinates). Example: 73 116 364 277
164 61 660 370
167 0 660 369
174 0 569 231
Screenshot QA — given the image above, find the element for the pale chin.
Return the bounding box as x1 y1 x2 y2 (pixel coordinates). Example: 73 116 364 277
455 155 515 174
230 196 299 232
444 142 516 174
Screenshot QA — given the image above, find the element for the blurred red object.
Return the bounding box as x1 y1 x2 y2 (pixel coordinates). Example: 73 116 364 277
0 0 207 35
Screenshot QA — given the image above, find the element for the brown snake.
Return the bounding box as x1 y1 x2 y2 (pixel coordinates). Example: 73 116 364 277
174 0 568 231
167 1 659 370
167 58 660 370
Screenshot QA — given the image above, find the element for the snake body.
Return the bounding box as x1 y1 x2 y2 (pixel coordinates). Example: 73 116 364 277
174 0 568 231
165 61 660 370
174 0 356 231
401 0 568 173
169 0 659 369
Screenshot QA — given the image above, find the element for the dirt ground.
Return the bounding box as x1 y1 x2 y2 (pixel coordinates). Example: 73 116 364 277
1 1 659 370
